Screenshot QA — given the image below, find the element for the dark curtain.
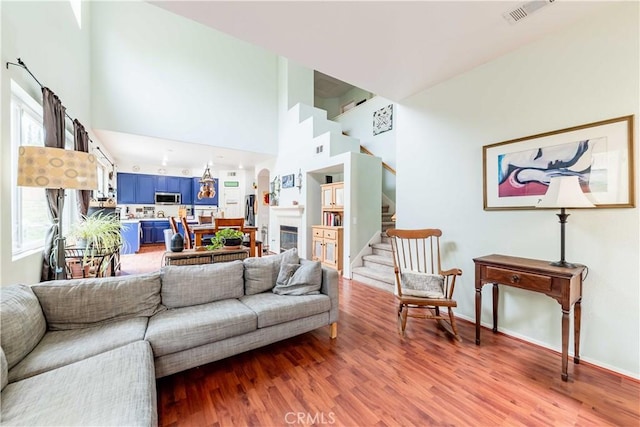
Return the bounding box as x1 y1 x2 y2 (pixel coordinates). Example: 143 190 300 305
41 87 67 281
74 119 91 216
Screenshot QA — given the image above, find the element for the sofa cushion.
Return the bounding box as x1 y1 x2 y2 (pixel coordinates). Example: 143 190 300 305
1 347 7 391
240 292 331 328
273 260 322 296
8 317 148 383
161 261 244 308
145 299 257 357
0 284 46 369
31 272 164 330
243 248 299 295
0 341 157 427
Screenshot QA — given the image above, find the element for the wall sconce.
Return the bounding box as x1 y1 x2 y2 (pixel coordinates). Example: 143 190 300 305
297 169 303 192
270 175 280 205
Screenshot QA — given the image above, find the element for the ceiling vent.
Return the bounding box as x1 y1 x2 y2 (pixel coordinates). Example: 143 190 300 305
503 0 555 24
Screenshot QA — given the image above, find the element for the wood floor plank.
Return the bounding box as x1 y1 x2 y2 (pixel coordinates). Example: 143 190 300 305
146 260 640 426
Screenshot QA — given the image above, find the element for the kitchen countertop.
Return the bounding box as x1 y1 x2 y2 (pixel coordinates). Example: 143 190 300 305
121 218 198 223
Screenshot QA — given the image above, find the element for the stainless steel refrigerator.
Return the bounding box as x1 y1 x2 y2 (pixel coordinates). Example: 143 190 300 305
244 194 256 226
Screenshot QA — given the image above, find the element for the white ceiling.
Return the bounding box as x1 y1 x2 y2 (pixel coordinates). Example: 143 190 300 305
93 129 275 172
100 0 612 171
152 0 611 101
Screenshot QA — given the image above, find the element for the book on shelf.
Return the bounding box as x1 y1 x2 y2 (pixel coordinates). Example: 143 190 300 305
323 212 342 226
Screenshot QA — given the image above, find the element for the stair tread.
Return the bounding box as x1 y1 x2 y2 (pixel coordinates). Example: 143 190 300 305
352 266 395 284
363 254 394 266
370 242 392 250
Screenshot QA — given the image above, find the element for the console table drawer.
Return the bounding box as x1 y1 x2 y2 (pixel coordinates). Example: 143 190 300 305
485 266 552 292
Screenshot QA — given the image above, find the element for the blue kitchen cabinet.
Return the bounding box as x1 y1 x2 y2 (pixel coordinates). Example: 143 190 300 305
167 177 181 193
136 175 155 204
141 222 154 244
153 220 170 244
120 221 141 254
180 178 193 205
155 176 167 192
155 176 180 193
192 177 219 206
117 173 137 204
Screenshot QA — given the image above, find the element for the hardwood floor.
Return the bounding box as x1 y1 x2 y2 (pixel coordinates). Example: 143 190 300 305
124 246 640 426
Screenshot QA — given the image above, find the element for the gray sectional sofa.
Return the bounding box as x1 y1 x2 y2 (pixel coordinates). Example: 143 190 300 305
0 250 338 426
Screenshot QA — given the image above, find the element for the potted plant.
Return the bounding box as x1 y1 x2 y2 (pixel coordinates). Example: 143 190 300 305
214 228 244 249
70 213 123 253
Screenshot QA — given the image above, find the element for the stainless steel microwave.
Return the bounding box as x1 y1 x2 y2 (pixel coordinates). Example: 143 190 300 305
155 192 181 205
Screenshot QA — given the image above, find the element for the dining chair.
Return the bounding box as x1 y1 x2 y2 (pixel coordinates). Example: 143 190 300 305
213 217 244 232
198 215 213 224
180 217 193 249
168 216 179 235
386 228 462 341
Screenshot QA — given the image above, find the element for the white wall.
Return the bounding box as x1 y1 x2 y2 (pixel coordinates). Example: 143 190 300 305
90 1 279 156
397 3 639 377
334 96 397 203
1 1 92 286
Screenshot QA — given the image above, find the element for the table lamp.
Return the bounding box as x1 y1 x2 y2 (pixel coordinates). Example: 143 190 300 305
17 146 98 280
537 175 594 268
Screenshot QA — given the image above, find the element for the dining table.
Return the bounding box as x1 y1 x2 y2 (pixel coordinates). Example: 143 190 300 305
190 224 259 257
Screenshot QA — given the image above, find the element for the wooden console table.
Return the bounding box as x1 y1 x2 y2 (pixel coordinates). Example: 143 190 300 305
473 254 586 381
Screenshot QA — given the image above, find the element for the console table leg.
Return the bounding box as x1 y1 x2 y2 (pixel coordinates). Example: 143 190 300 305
492 283 499 333
574 299 582 364
475 286 481 345
561 308 570 381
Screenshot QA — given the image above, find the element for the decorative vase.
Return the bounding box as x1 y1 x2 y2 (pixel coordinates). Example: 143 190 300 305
170 233 184 252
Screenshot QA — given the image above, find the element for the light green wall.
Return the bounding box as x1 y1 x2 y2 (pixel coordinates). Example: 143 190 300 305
397 3 639 377
1 0 92 286
91 1 279 155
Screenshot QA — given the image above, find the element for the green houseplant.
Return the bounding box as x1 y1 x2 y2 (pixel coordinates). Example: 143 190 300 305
206 228 244 250
70 212 123 252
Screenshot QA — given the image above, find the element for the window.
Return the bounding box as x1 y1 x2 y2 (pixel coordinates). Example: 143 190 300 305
11 81 79 256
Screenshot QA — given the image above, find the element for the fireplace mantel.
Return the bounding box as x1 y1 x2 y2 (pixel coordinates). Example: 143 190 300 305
271 205 305 217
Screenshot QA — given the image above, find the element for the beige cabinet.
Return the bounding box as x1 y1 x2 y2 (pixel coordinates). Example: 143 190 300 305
321 182 344 210
320 182 344 227
312 226 343 273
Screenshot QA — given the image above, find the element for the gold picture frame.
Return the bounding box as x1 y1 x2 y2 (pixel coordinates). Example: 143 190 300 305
483 115 634 210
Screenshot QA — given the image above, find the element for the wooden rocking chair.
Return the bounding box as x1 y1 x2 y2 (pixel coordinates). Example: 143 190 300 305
386 228 462 341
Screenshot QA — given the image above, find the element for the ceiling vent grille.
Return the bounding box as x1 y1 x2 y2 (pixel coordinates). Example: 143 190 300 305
503 0 555 24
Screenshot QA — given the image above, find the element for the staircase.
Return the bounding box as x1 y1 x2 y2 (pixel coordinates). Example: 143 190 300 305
351 205 396 293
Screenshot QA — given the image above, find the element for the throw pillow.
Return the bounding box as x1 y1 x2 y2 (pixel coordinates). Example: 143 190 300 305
1 347 7 391
400 271 445 298
0 284 47 370
243 248 300 295
273 260 322 296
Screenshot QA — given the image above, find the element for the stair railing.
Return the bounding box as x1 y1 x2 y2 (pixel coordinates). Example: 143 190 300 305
360 145 396 175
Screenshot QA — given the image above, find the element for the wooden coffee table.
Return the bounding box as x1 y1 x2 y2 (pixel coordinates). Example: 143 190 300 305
163 248 249 266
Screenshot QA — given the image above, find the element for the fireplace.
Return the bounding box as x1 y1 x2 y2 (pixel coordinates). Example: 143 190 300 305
280 225 298 252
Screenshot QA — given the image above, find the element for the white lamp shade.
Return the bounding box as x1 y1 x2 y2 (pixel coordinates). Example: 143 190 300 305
17 146 98 190
537 175 595 208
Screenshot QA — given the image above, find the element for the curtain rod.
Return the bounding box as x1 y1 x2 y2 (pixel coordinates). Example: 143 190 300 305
6 57 116 171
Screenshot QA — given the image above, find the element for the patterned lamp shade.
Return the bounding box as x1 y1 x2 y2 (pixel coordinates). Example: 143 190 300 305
17 146 98 190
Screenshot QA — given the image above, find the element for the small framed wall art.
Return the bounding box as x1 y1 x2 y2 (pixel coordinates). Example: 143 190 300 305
373 104 393 135
282 174 295 189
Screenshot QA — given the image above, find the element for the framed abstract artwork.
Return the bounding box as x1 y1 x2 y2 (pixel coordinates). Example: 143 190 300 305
483 115 634 210
373 104 393 135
